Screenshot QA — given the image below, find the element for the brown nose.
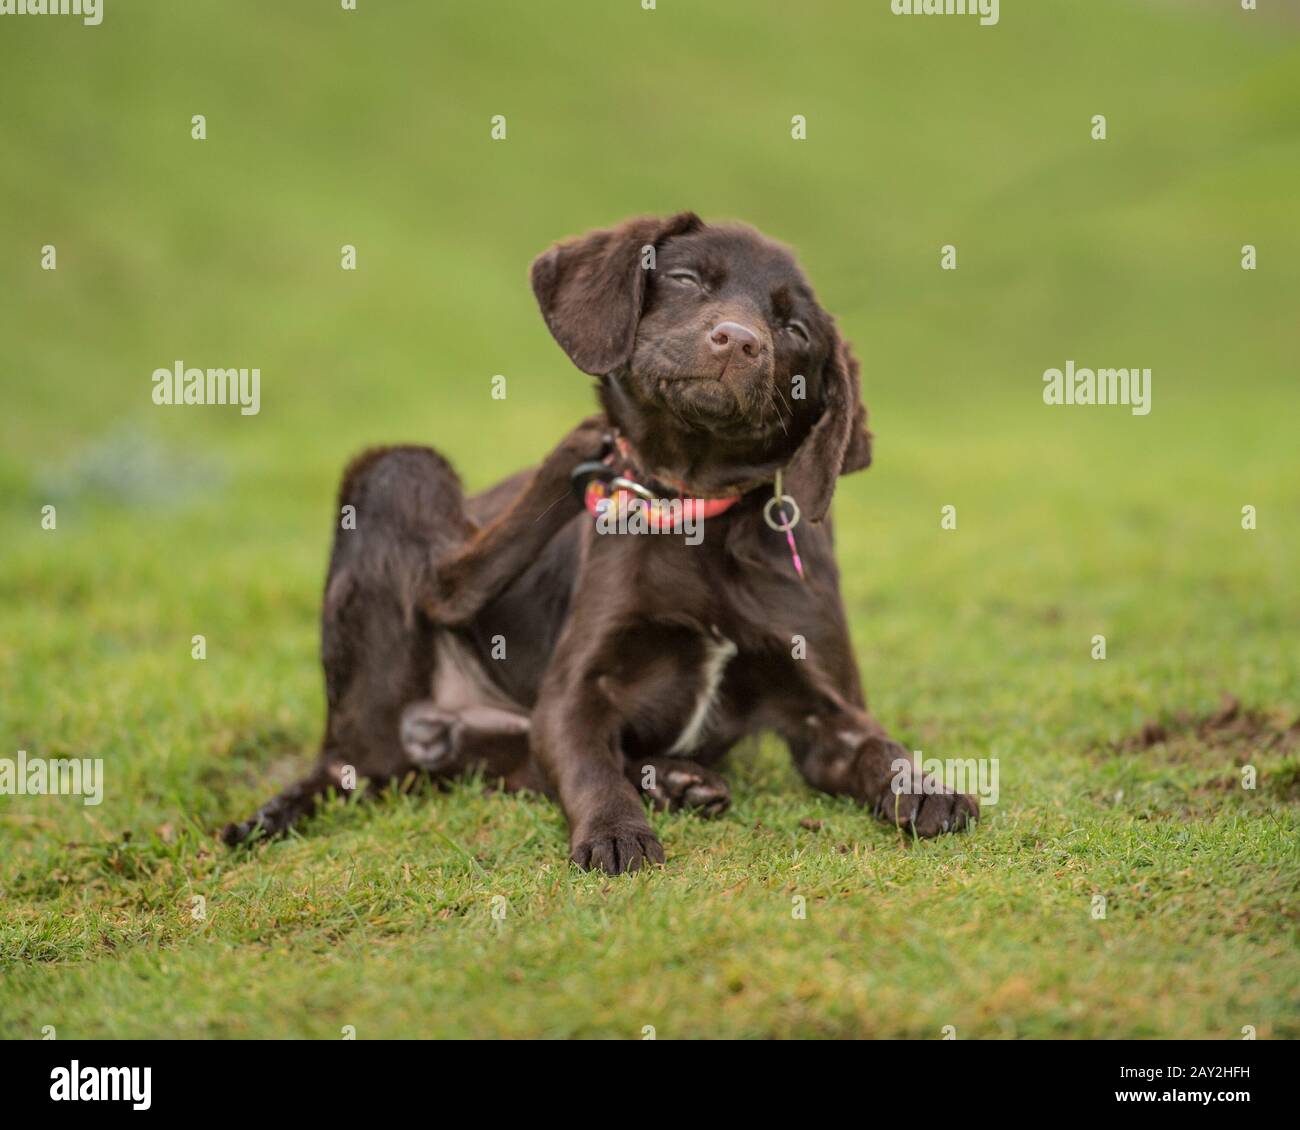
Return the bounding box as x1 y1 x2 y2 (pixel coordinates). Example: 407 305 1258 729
709 320 762 360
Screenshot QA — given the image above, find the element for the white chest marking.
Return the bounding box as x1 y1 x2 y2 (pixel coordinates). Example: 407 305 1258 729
669 634 738 755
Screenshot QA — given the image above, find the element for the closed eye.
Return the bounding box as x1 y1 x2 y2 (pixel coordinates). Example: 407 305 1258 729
784 320 810 343
666 268 704 289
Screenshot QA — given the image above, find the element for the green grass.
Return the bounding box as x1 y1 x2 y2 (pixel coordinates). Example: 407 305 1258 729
1 0 1298 1039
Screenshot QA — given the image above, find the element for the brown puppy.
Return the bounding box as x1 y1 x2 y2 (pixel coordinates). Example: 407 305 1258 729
223 214 978 871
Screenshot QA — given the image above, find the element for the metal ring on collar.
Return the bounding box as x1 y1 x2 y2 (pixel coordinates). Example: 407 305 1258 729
764 494 800 532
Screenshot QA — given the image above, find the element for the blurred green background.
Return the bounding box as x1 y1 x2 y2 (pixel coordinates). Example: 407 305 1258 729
1 1 1297 1038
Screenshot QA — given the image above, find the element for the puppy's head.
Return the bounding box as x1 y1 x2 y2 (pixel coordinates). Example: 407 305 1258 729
531 213 871 521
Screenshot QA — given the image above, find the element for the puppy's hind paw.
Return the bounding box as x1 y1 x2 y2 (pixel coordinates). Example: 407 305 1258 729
633 757 731 818
400 701 459 771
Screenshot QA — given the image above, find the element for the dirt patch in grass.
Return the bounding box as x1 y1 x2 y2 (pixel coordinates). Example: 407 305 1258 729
1104 695 1300 806
1194 759 1300 803
1119 695 1300 764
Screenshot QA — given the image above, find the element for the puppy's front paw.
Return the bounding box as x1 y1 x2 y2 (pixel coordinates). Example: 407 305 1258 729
570 821 665 874
861 738 979 837
877 783 979 837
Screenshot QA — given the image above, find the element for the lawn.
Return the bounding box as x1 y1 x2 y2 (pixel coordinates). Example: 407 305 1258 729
1 0 1297 1039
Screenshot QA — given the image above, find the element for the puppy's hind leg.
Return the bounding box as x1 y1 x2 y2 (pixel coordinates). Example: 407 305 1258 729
400 700 536 784
222 445 470 845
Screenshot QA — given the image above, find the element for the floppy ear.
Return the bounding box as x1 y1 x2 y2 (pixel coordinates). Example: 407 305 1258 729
784 334 873 524
530 212 702 376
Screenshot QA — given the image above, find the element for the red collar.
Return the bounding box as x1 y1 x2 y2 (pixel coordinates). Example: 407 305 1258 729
570 432 806 579
583 478 740 530
582 436 741 531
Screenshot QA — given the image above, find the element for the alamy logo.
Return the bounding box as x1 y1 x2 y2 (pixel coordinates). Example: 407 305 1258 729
891 0 999 27
891 755 999 806
152 361 261 415
0 0 103 25
0 751 104 806
1042 361 1151 416
50 1061 150 1110
593 497 703 546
